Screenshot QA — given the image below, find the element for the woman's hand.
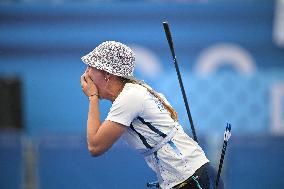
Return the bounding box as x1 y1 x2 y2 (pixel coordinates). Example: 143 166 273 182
80 72 99 98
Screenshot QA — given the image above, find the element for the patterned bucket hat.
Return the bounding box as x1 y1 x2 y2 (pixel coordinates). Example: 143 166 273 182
81 41 135 79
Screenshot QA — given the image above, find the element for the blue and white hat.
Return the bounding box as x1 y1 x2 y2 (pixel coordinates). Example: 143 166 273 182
81 41 135 79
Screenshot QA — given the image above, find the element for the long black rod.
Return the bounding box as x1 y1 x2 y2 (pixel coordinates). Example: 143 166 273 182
163 21 198 143
215 123 232 189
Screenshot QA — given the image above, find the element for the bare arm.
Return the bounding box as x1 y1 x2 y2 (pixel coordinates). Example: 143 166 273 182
81 72 126 157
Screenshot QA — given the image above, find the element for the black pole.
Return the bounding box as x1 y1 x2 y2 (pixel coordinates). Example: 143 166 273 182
215 123 232 189
163 21 198 143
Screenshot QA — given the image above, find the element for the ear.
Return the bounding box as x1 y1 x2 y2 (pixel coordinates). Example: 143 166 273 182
103 71 111 82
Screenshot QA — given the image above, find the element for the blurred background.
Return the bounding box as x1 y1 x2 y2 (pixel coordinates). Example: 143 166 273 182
1 0 284 188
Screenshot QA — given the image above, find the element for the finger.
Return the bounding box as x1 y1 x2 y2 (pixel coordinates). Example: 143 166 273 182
83 72 88 82
80 74 87 86
85 73 93 83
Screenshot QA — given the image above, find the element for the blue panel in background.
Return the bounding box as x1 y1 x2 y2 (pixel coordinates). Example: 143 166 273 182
226 135 284 189
0 131 23 189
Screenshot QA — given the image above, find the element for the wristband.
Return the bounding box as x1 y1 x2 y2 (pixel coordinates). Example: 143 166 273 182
88 93 99 100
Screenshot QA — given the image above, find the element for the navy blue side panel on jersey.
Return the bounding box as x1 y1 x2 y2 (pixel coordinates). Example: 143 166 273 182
130 123 153 149
137 117 167 138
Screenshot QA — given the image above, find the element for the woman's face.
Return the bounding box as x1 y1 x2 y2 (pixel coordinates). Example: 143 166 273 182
86 66 108 98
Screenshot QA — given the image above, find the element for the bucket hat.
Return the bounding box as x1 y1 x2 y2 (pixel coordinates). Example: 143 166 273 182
81 41 135 80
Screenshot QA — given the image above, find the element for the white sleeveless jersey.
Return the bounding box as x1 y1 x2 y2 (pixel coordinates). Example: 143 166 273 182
106 83 209 189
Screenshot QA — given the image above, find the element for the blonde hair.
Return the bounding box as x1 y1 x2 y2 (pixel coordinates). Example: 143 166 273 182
121 78 178 122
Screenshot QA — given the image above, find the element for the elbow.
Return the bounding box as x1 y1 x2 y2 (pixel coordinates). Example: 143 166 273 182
88 145 105 157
